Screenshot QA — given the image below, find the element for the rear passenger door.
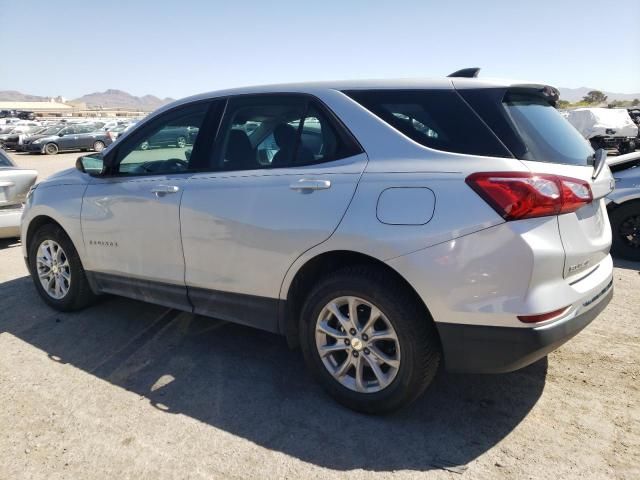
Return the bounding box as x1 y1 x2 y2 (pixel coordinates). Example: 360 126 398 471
180 94 367 331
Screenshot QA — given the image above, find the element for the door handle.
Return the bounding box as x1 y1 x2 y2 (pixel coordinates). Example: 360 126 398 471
151 185 180 196
289 179 331 191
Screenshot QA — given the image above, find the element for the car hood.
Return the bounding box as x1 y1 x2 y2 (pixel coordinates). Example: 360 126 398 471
38 167 89 187
31 135 59 143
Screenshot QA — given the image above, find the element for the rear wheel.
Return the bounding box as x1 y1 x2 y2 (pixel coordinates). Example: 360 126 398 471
93 140 105 152
44 143 58 155
176 136 186 148
610 201 640 261
299 266 440 414
28 224 97 311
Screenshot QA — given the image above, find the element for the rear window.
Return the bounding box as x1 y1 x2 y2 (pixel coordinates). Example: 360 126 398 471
344 89 512 158
460 88 594 166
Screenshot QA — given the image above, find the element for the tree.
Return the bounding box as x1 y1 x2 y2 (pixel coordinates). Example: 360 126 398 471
556 100 571 109
632 98 640 106
582 90 608 104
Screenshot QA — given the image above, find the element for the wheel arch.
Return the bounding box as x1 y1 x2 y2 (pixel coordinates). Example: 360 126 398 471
25 215 66 254
280 249 439 349
24 215 68 271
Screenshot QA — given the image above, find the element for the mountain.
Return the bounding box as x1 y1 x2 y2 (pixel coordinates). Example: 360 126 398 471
0 90 50 102
558 87 640 103
71 89 174 111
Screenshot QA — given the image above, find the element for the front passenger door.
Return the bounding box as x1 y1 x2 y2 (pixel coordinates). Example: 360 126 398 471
80 101 212 310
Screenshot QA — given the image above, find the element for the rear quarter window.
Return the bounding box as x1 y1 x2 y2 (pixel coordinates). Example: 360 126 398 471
459 88 594 166
343 89 512 158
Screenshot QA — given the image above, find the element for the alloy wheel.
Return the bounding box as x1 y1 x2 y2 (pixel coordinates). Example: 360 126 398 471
315 296 401 393
36 240 71 299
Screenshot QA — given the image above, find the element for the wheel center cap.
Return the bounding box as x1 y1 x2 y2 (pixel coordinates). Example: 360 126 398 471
351 338 364 351
52 265 58 273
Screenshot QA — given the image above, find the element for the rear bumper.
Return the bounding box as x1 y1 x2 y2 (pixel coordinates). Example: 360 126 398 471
437 281 613 373
0 205 24 239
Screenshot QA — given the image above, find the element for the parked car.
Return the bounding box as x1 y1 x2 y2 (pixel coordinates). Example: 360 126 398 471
22 71 615 413
606 151 640 260
17 111 36 121
105 123 131 142
20 125 66 151
137 125 197 150
1 126 46 150
0 148 37 239
24 124 112 155
563 108 638 154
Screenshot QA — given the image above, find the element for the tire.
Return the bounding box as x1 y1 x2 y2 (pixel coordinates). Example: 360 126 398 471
44 143 59 155
140 140 150 151
28 223 97 311
299 266 441 414
610 201 640 261
93 140 105 152
176 136 186 148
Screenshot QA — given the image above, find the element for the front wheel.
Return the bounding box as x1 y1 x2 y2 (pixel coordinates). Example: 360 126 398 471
299 266 441 414
44 142 59 155
176 136 186 148
28 224 97 311
610 201 640 261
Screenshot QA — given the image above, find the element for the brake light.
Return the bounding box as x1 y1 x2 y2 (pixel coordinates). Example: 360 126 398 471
466 172 592 221
518 306 570 323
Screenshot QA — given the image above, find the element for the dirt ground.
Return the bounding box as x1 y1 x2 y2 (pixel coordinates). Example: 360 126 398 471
0 150 638 479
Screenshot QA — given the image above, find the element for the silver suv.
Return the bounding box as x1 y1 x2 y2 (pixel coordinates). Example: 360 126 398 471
22 71 615 413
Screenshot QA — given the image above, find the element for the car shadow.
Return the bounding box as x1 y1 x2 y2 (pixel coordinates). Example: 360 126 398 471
0 237 20 250
613 257 640 272
1 275 547 472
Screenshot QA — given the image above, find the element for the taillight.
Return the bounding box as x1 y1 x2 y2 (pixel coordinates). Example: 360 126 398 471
465 172 593 221
518 306 570 323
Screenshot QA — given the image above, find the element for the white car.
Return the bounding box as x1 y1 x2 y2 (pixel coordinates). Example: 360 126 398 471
21 70 615 413
0 148 37 238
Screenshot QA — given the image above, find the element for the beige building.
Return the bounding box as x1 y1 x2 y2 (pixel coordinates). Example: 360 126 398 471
0 100 145 118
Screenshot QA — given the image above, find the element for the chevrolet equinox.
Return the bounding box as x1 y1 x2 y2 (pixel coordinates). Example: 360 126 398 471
22 69 615 413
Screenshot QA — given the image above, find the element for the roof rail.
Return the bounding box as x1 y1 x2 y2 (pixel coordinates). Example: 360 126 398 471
447 68 481 78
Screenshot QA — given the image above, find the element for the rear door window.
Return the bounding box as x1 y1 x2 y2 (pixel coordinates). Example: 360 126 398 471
344 89 512 158
212 95 362 171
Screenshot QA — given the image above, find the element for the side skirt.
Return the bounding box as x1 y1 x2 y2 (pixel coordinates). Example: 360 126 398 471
86 271 283 334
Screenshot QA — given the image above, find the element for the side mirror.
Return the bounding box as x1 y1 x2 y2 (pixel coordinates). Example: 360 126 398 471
76 154 105 176
58 133 65 137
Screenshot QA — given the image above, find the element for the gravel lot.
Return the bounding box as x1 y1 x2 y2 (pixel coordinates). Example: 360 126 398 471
1 150 639 479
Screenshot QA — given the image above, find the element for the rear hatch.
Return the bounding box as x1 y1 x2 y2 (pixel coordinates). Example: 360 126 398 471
458 85 614 280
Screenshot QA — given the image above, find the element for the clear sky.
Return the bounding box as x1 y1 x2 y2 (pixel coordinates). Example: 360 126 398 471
1 0 638 99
